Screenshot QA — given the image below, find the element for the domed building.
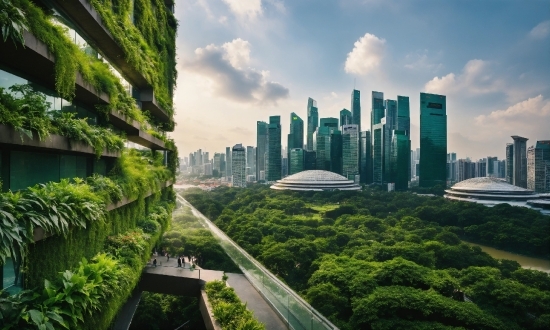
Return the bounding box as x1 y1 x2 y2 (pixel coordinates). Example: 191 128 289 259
270 170 361 191
444 177 550 214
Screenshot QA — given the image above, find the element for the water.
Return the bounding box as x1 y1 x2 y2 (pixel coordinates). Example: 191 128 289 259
464 241 550 273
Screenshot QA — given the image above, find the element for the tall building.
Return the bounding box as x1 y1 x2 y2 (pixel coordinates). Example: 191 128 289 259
306 98 318 150
246 146 255 179
225 146 232 181
397 96 411 181
391 131 410 190
371 91 385 137
360 131 372 184
304 151 317 170
419 92 447 188
203 151 209 165
232 144 246 187
256 121 268 181
372 119 386 184
330 129 343 174
289 148 305 175
506 143 514 184
342 124 360 180
384 99 397 132
197 148 203 165
511 135 528 188
288 113 304 173
320 117 339 129
314 126 331 170
486 156 498 177
213 153 222 177
267 116 282 181
384 99 397 182
340 109 352 127
351 90 361 131
527 141 550 192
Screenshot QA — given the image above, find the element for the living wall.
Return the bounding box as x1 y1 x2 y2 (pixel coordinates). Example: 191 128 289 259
184 186 550 329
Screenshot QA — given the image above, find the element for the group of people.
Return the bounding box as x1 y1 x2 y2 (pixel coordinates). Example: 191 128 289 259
150 249 196 269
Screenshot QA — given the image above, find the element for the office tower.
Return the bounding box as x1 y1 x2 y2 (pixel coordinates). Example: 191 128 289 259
188 153 194 166
419 93 447 187
203 151 209 164
457 159 473 182
306 98 318 150
197 149 203 165
486 156 498 177
204 163 213 176
476 160 487 177
246 146 255 179
267 116 282 181
384 99 397 131
282 157 288 177
330 129 343 174
498 160 506 179
371 91 385 136
391 131 410 190
213 153 222 177
372 119 386 184
220 154 226 177
511 135 528 188
320 117 339 129
351 90 361 130
506 143 514 184
304 151 317 170
232 144 246 187
527 141 550 192
447 153 457 182
314 126 331 170
256 121 268 181
340 109 352 127
360 131 372 184
397 96 411 181
288 113 304 173
225 147 232 181
342 125 360 180
289 148 305 175
384 99 398 182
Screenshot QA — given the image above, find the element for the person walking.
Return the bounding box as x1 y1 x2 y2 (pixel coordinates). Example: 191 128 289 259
153 258 157 267
167 253 170 262
177 257 182 268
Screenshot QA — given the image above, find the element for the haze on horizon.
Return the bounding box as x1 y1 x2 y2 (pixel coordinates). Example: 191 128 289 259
169 0 550 161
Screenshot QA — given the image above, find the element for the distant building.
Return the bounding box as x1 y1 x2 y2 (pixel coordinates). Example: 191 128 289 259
351 90 361 132
330 129 343 175
306 98 318 151
288 112 304 173
527 141 550 192
340 109 352 127
486 156 498 177
360 131 372 184
304 150 317 170
204 163 213 176
512 135 528 188
270 170 361 191
391 131 410 191
342 124 360 180
231 144 246 187
372 118 386 184
397 95 411 181
506 143 514 184
267 116 282 181
419 92 447 188
289 148 304 175
225 147 232 181
314 126 331 170
320 117 339 129
256 121 268 181
246 146 255 180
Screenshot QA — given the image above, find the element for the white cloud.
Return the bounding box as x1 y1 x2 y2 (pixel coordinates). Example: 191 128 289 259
344 33 386 75
475 95 550 124
425 59 503 95
529 20 550 39
222 0 262 19
184 39 289 105
404 51 442 71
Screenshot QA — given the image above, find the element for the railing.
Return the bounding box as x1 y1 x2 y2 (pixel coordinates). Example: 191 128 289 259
176 194 339 330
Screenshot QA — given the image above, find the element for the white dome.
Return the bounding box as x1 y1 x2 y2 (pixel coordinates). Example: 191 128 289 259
282 170 350 183
270 170 361 191
450 177 534 194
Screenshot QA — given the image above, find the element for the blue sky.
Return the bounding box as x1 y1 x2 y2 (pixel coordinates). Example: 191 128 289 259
170 0 550 160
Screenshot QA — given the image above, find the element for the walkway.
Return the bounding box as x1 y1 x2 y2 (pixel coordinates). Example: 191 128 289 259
227 273 287 330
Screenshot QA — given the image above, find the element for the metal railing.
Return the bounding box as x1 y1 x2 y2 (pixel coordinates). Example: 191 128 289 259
177 194 339 330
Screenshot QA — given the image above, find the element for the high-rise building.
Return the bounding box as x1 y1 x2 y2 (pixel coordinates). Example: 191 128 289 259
360 131 372 184
511 135 528 188
486 156 498 177
213 153 222 177
371 91 385 136
288 112 304 173
203 151 209 165
498 160 506 179
391 131 410 190
419 92 447 188
320 117 339 129
397 96 411 181
289 148 305 175
351 90 361 131
197 149 203 165
506 143 514 184
384 99 397 132
340 109 352 127
314 126 331 170
225 146 232 181
232 144 246 187
267 116 282 181
384 100 397 182
342 124 359 180
476 159 487 177
304 151 317 170
457 159 474 182
306 98 318 150
246 146 255 179
330 129 343 174
372 119 386 184
220 153 226 177
256 121 268 181
527 141 550 192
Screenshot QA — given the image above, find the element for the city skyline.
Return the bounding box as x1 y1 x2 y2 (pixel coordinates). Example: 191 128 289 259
170 0 550 160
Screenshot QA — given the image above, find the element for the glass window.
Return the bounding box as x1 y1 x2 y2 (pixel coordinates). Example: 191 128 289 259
2 257 23 294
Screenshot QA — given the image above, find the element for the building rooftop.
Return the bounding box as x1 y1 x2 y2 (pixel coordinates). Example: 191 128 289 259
450 177 534 194
270 170 361 191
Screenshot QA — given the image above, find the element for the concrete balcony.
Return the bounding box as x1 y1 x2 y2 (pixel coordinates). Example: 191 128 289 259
141 88 170 123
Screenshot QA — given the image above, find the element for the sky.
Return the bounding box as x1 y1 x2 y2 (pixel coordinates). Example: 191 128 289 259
169 0 550 161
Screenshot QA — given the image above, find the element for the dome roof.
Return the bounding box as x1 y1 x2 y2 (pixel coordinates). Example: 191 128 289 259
450 177 534 194
270 170 361 191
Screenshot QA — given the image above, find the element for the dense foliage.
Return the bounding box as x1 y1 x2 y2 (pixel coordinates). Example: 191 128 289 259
130 292 205 330
205 280 265 330
184 186 550 329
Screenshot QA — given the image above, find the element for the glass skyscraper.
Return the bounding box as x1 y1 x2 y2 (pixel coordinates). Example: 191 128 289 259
231 144 246 187
372 120 385 184
384 99 397 181
360 130 372 184
330 129 343 175
397 96 411 181
306 98 318 151
506 143 514 184
371 91 385 133
340 109 352 127
304 151 317 170
419 92 447 188
267 116 282 181
351 90 361 131
512 135 528 188
246 146 255 178
289 148 305 175
391 131 411 191
225 146 232 181
314 126 331 170
342 124 359 180
256 121 268 181
320 117 339 129
288 112 304 173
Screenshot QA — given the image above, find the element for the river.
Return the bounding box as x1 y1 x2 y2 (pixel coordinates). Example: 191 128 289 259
464 241 550 273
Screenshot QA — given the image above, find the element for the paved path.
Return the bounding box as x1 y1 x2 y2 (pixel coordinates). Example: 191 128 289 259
227 273 287 330
145 256 223 282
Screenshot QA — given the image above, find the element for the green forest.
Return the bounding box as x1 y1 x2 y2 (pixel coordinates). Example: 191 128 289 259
183 185 550 330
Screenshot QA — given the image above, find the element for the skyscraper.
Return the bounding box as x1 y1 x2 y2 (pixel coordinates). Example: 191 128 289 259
371 91 385 135
232 144 246 188
289 148 305 175
340 109 352 127
267 116 282 181
320 117 339 129
288 113 304 173
360 131 372 184
372 119 386 184
506 143 514 184
256 121 268 181
314 126 331 170
342 125 360 180
527 140 550 192
330 129 343 174
304 151 317 170
384 99 397 132
306 98 318 150
384 99 397 181
246 146 255 178
486 156 498 177
351 90 361 130
391 131 410 191
397 96 411 181
225 146 232 181
419 92 447 188
511 135 528 188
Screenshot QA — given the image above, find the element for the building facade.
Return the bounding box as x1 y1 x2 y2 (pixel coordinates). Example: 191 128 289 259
267 116 282 181
527 141 550 192
232 144 246 187
289 148 305 175
506 143 514 184
342 124 359 180
419 92 447 188
306 98 318 151
360 130 372 184
512 135 528 188
256 121 268 181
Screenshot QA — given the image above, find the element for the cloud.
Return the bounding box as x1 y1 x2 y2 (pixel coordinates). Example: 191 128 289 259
184 39 289 105
424 59 503 95
475 95 550 125
404 51 442 71
222 0 262 19
529 20 550 39
344 33 386 75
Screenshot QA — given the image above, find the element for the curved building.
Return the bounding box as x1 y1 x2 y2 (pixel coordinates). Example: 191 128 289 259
444 177 550 214
271 170 361 191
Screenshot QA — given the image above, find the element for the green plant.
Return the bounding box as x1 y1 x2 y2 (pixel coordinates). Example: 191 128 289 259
0 0 28 46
